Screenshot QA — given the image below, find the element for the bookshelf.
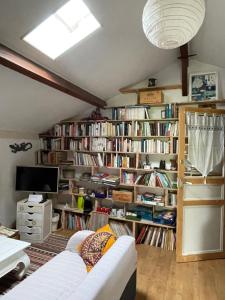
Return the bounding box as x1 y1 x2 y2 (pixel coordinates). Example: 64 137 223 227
37 105 178 250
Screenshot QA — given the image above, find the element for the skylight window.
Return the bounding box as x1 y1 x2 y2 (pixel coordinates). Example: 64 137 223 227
23 0 101 59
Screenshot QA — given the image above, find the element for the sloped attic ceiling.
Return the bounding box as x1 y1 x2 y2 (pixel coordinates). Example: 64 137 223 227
0 0 176 100
0 65 93 133
191 0 225 68
0 0 223 134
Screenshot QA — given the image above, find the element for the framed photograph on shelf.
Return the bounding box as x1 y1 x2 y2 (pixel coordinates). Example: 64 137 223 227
189 72 218 101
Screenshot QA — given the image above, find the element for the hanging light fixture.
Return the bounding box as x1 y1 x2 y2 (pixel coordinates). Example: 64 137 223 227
142 0 206 49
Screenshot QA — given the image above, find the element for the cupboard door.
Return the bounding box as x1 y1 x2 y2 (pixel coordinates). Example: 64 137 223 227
177 107 225 262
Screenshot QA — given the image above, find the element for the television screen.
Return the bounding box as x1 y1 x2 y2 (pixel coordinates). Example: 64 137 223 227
16 166 59 193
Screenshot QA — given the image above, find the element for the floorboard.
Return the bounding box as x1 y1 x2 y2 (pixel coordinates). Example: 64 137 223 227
136 245 225 300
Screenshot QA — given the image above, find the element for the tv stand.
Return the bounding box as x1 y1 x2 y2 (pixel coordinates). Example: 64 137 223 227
16 199 52 243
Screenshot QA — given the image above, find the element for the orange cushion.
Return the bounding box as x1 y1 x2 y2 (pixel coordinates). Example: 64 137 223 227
79 224 117 271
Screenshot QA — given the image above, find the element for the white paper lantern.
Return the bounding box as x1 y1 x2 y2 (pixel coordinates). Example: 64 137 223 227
142 0 206 49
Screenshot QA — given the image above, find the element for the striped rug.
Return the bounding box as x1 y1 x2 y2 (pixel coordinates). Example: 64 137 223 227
0 233 69 295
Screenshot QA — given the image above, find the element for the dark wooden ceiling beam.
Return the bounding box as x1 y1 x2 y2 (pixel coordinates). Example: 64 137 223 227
178 43 197 97
0 43 106 108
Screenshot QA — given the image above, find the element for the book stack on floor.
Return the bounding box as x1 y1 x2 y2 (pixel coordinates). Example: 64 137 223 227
136 226 176 251
109 221 133 237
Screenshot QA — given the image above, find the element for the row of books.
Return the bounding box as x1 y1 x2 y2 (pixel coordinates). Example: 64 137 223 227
109 221 133 237
53 122 134 137
135 172 172 188
122 171 172 188
91 138 123 152
136 226 176 250
164 103 178 119
85 122 133 137
74 152 104 167
73 152 137 168
124 139 171 154
65 213 88 231
63 138 175 154
133 121 178 137
52 121 178 138
40 138 62 151
62 137 90 151
112 106 149 120
111 154 136 168
40 137 177 155
36 151 67 165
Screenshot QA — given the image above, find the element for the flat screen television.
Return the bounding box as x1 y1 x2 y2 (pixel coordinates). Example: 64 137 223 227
16 166 59 193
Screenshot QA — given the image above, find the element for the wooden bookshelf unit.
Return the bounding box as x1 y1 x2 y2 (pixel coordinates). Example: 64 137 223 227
37 105 178 250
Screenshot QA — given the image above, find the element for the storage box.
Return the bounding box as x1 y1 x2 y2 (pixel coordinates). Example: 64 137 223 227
112 190 133 203
139 90 163 104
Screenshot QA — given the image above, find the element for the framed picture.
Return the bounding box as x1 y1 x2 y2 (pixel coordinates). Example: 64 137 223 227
189 72 218 101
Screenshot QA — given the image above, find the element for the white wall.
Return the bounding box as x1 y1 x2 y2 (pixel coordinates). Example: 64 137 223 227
106 59 225 108
0 135 39 227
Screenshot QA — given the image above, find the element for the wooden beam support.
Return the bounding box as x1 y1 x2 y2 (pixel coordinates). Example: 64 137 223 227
179 43 189 97
0 43 106 108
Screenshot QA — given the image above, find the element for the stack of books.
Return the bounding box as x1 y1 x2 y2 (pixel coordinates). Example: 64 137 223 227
91 173 120 187
138 192 165 206
91 173 109 184
102 175 120 187
0 226 19 239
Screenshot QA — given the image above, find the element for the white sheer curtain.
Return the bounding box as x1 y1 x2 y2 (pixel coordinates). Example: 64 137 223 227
186 112 224 177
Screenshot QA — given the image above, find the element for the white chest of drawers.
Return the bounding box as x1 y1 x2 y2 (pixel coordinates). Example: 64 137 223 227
16 199 52 243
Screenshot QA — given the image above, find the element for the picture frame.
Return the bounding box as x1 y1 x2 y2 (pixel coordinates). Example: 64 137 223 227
189 72 218 101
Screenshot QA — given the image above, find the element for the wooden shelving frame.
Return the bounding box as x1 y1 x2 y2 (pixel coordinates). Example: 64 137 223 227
38 107 178 249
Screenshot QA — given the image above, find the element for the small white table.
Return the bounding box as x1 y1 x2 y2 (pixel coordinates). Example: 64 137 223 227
0 236 30 280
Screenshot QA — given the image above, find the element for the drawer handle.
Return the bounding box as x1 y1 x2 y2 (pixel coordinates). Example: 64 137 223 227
27 226 32 228
28 219 33 221
26 233 32 235
28 206 34 208
28 213 34 215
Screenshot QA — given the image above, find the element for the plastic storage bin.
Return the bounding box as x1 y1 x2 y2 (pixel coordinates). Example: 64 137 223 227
52 213 60 232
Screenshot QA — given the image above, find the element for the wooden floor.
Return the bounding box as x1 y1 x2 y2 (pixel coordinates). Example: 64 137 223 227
136 245 225 300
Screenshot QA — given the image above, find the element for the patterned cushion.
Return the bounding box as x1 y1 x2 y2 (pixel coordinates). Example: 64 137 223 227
79 224 116 271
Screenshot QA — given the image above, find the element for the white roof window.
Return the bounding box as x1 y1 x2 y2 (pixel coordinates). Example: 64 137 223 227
23 0 101 59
